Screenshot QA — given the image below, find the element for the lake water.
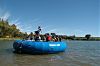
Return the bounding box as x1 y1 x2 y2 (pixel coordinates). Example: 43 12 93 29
0 40 100 66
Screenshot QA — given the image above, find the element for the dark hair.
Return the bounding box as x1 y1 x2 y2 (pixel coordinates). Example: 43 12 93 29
47 33 49 35
35 31 39 34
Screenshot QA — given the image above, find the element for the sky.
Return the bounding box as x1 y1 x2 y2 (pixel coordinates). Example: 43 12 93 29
0 0 100 37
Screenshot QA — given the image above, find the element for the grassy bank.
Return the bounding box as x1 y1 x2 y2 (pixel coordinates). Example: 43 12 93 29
70 37 100 41
0 38 21 40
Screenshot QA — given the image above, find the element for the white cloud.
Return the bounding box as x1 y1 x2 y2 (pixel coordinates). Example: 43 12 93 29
17 26 22 30
15 22 21 26
0 12 10 20
10 18 19 25
25 26 32 29
45 29 57 33
41 25 52 29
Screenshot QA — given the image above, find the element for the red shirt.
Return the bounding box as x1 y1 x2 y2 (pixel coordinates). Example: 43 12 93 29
47 35 51 41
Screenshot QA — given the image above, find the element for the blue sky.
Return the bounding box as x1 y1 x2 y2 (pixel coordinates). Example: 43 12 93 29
0 0 100 37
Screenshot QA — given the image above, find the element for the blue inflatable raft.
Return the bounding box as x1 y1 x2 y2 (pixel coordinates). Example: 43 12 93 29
13 40 67 54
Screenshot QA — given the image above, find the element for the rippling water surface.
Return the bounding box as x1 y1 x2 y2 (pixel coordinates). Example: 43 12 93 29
0 40 100 66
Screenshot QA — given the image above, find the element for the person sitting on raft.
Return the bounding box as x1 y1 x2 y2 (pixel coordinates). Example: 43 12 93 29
52 35 62 42
46 33 52 42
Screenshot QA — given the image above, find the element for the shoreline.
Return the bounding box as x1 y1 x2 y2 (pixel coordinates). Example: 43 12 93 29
0 38 100 41
0 38 21 40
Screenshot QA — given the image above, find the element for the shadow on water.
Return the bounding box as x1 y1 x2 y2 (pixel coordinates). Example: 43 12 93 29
13 50 66 55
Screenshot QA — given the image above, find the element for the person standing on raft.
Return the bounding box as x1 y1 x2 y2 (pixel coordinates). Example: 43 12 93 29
34 26 42 41
38 26 42 33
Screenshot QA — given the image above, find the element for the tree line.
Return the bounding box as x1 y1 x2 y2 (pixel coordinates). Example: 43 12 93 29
0 19 28 38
